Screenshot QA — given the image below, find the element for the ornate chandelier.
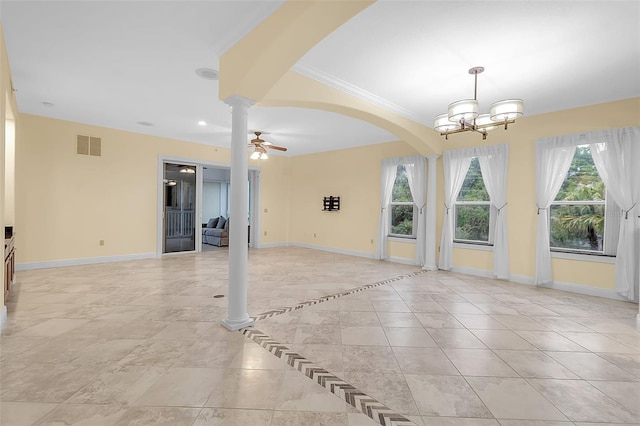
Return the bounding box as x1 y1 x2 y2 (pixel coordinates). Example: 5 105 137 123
434 66 523 140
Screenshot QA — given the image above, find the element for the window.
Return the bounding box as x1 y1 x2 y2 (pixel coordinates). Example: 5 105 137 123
550 144 615 254
389 165 417 238
454 157 491 243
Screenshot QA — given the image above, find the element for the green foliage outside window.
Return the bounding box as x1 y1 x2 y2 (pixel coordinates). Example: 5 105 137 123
455 157 490 242
391 205 414 235
455 205 490 241
458 158 489 201
390 165 415 236
550 145 605 251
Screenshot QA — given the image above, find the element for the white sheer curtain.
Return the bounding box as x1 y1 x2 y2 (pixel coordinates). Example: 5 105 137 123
477 144 509 279
603 191 622 257
535 138 577 284
439 150 472 270
406 156 427 266
589 127 640 301
376 158 399 260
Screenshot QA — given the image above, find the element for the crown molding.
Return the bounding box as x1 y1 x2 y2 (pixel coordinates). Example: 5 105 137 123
292 63 424 123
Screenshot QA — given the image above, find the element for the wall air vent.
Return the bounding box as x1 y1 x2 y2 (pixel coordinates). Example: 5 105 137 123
76 135 102 156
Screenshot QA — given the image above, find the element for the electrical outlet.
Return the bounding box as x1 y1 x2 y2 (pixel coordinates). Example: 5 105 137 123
99 240 104 246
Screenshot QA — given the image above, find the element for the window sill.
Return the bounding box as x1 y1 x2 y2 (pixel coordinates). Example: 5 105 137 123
388 236 416 244
550 250 616 264
453 242 493 252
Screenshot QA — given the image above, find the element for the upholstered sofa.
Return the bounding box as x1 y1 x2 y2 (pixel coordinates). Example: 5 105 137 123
202 216 229 247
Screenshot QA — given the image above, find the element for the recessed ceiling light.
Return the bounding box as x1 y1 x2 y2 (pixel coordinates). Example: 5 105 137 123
137 121 154 127
42 101 54 107
195 68 219 80
198 121 207 126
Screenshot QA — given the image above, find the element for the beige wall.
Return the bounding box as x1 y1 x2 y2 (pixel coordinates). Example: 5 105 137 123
440 97 640 289
15 114 289 264
256 153 290 245
15 97 640 296
288 140 419 255
16 97 639 296
1 23 19 311
4 113 15 225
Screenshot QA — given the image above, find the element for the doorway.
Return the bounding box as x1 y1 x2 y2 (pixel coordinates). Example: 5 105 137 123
162 163 197 253
157 158 260 256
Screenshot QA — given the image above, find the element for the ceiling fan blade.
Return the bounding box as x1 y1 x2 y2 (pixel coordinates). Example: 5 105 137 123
266 145 287 152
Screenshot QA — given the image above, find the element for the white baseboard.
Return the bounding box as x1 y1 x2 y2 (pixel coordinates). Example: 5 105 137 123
16 252 157 271
388 256 419 266
450 265 628 302
509 274 536 285
290 242 375 260
450 265 494 279
536 280 628 301
257 242 290 249
258 242 419 266
0 305 7 335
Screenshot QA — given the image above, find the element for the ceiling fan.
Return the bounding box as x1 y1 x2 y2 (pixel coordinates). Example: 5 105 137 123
248 131 287 160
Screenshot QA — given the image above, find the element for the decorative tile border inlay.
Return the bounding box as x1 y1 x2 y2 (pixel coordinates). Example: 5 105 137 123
251 270 428 321
241 328 416 426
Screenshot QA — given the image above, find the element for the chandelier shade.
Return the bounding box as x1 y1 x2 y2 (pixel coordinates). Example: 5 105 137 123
434 66 523 140
490 99 524 121
475 114 497 131
434 113 461 132
448 99 479 123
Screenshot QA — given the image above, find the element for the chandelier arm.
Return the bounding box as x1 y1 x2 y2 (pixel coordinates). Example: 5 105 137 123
478 119 516 131
470 126 488 140
440 118 515 139
474 71 478 100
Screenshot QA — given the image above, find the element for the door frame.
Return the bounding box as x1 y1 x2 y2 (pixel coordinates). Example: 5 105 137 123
156 155 261 256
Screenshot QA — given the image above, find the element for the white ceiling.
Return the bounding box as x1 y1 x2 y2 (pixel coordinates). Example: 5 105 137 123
2 1 639 157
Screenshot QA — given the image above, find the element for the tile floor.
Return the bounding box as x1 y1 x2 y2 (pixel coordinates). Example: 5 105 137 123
1 247 639 425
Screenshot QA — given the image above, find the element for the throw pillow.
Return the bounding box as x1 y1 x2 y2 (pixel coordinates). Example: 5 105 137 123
207 218 219 228
216 216 226 229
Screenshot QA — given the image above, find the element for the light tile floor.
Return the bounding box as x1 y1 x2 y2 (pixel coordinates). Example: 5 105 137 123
1 247 639 425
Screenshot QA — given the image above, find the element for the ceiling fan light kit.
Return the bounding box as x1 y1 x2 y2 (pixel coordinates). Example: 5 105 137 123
250 150 268 160
248 131 287 160
434 66 523 140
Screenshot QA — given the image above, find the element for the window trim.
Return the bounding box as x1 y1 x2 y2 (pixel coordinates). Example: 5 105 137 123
453 241 493 251
388 236 417 243
453 156 492 244
548 145 609 256
388 164 417 239
550 250 616 263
